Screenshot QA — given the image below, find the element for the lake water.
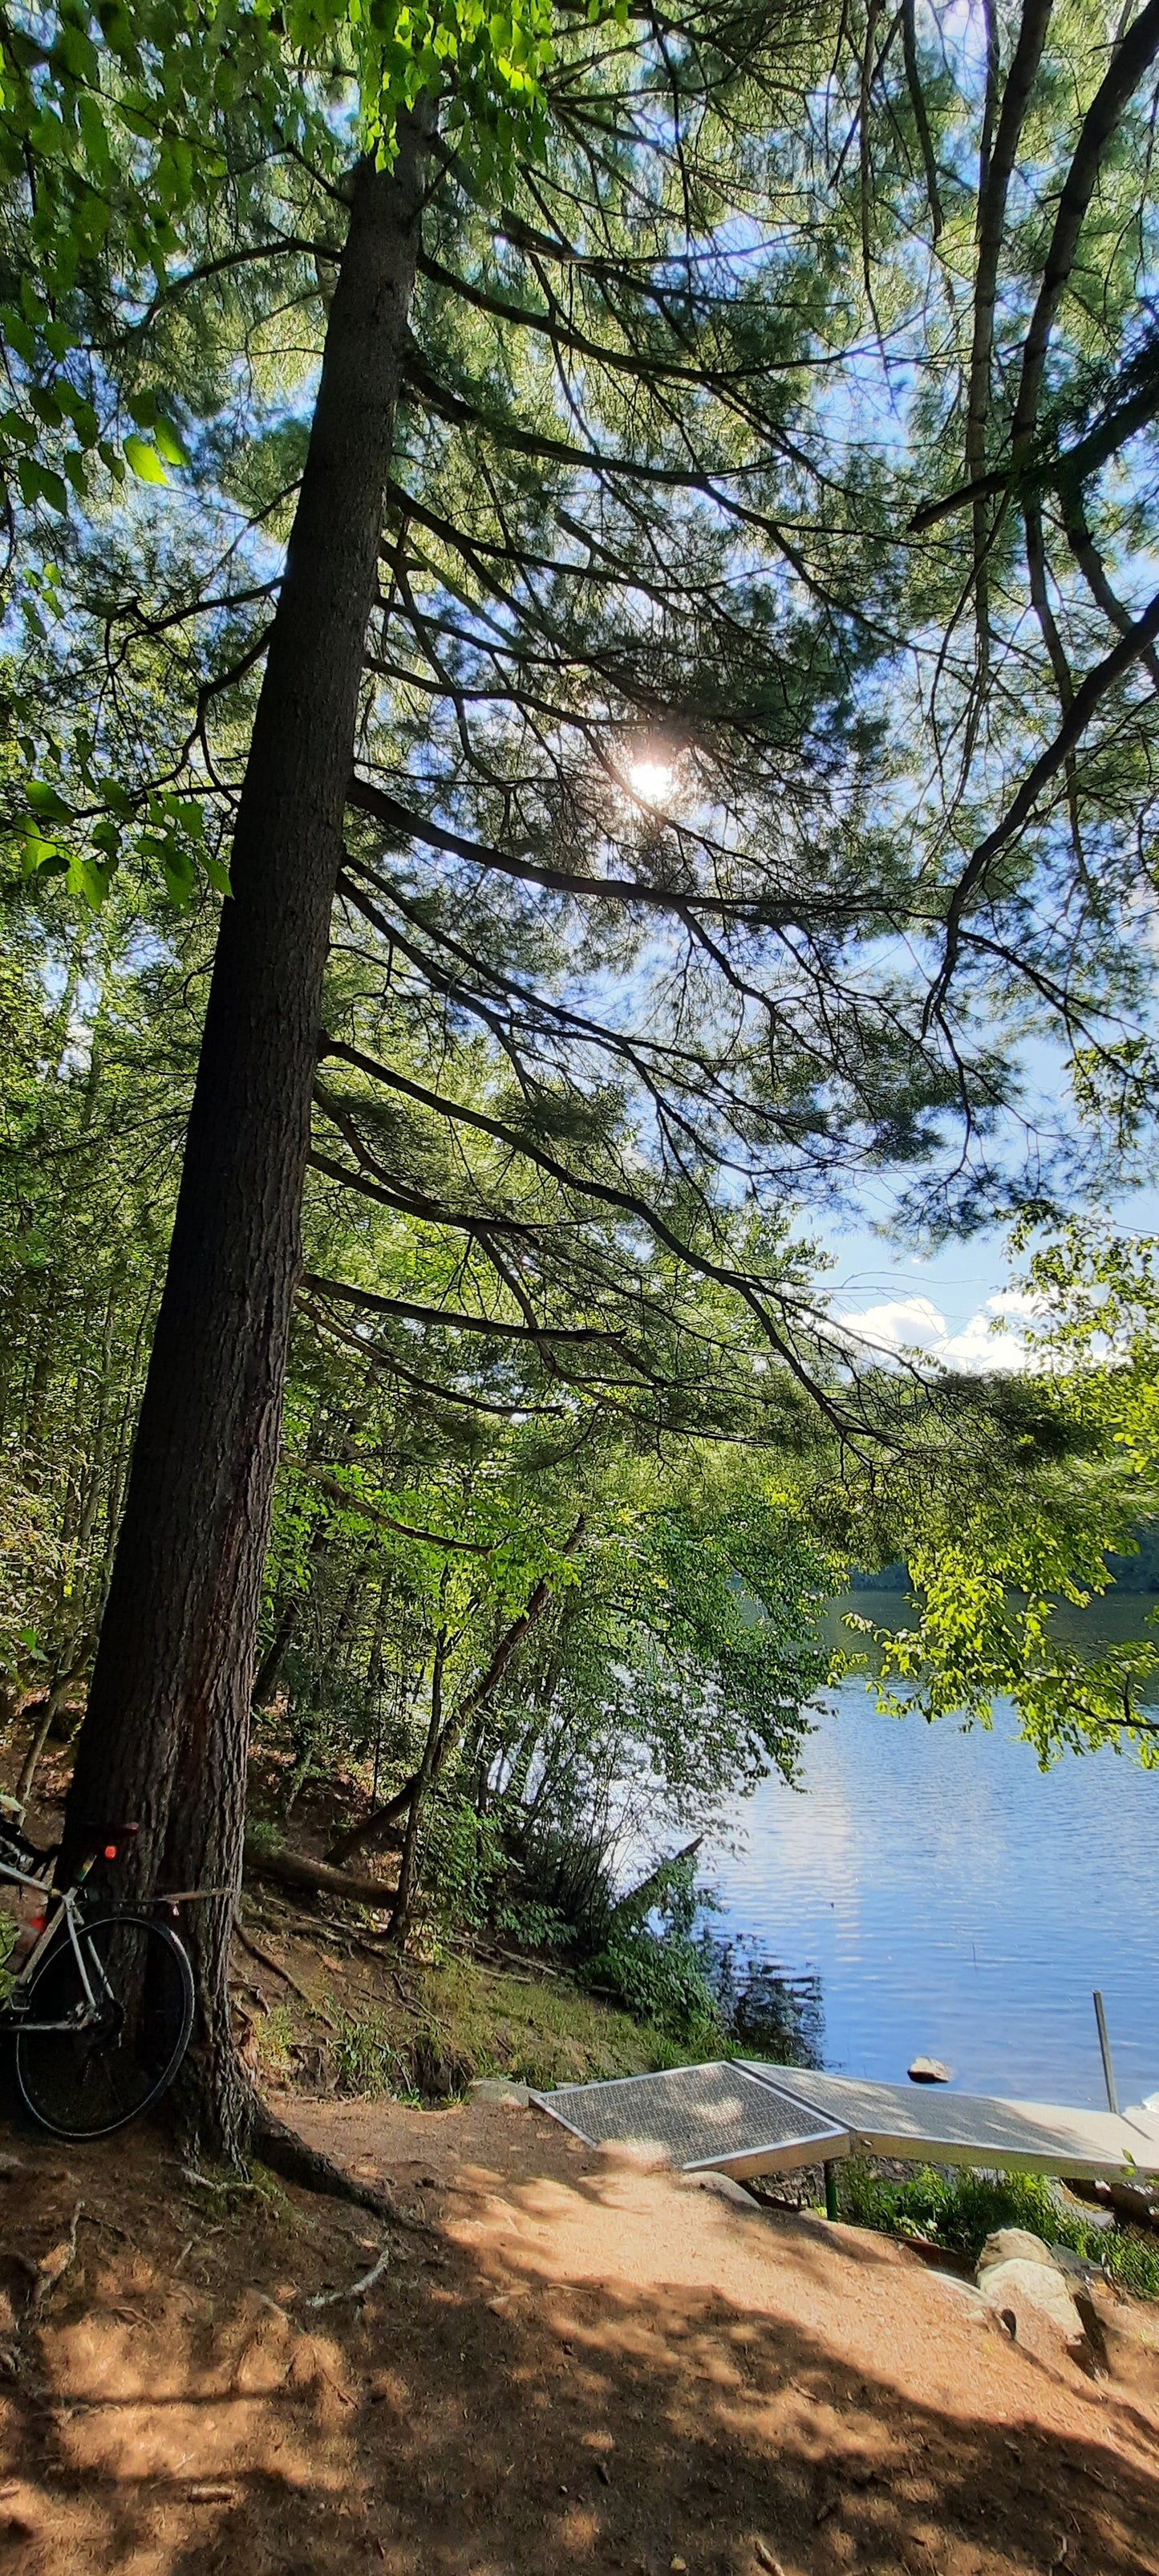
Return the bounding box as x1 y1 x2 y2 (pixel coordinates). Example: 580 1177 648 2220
707 1594 1159 2111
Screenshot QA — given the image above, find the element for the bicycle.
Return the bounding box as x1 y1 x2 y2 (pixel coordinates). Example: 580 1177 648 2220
0 1795 195 2141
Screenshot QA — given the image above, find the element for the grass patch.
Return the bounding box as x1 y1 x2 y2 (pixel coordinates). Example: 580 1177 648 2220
420 1952 697 2089
332 2006 422 2101
249 1999 296 2079
838 2160 1159 2301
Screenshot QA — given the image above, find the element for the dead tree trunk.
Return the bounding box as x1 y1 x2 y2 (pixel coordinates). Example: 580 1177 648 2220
59 114 433 2162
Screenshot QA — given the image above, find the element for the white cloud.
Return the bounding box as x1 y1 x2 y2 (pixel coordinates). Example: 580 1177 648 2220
841 1294 947 1356
835 1286 1046 1373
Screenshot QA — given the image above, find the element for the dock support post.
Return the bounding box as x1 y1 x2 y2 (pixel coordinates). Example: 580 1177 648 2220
824 2161 840 2221
1093 1990 1120 2115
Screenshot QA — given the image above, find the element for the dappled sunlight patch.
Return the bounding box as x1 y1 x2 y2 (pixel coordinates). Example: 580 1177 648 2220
4 2110 1159 2575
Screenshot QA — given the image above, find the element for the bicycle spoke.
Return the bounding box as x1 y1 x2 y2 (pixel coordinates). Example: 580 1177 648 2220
14 1913 195 2141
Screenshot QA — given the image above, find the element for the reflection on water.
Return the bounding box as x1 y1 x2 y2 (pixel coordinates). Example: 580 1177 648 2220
710 1945 825 2068
705 1593 1159 2109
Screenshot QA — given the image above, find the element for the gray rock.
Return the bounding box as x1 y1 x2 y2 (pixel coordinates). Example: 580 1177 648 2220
1057 2182 1116 2231
908 2056 952 2083
683 2170 755 2209
1048 2243 1103 2285
468 2076 531 2106
978 2257 1085 2351
977 2227 1062 2278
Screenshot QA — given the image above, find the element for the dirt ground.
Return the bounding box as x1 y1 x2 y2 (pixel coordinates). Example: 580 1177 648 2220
2 2087 1159 2576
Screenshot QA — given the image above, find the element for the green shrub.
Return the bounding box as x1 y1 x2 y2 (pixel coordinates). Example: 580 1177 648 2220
423 1797 505 1938
837 2159 1159 2301
494 1897 570 1952
582 1922 721 2043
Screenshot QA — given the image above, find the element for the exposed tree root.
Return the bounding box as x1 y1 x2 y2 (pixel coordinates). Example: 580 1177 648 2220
233 1913 331 2017
306 2241 390 2307
251 2099 433 2233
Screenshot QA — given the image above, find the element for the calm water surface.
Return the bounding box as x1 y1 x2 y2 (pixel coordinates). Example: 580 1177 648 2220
707 1594 1159 2109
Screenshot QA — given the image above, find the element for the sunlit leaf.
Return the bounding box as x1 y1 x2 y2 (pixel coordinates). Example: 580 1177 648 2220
153 416 189 469
123 434 169 486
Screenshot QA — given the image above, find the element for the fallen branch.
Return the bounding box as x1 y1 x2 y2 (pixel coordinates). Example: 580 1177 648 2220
608 1836 703 1926
492 1944 561 1978
326 1783 412 1865
245 1836 398 1910
306 2241 390 2307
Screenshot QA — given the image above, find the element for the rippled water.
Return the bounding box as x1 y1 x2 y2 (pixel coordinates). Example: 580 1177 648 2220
707 1594 1159 2110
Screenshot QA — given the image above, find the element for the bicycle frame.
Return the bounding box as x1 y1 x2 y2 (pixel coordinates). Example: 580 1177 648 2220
0 1850 113 2033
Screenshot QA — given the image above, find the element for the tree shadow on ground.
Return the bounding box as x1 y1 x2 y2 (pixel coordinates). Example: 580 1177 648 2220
2 2113 1157 2576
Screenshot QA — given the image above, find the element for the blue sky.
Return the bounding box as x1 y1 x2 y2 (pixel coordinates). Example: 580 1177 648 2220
818 1178 1159 1369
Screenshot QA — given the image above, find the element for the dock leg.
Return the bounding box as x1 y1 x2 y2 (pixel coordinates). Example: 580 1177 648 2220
824 2161 840 2221
1093 1990 1120 2115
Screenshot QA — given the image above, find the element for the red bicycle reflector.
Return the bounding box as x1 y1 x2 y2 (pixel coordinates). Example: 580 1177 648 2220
103 1843 118 1860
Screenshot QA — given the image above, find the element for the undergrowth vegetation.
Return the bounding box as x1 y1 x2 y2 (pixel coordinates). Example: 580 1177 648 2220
839 2160 1159 2302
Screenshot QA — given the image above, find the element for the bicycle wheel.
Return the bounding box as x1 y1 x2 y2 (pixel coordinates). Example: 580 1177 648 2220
14 1912 195 2140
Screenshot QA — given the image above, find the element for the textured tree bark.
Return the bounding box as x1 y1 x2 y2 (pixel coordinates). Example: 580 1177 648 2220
60 112 432 2161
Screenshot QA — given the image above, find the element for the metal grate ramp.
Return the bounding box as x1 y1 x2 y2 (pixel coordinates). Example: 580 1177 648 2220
531 2060 848 2178
741 2064 1159 2182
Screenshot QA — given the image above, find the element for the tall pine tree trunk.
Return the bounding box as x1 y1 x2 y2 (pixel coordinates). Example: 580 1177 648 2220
61 112 432 2160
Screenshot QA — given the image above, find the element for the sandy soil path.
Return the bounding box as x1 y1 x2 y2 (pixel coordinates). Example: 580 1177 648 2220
2 2090 1157 2576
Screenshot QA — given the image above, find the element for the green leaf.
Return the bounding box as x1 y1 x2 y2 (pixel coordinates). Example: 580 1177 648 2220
18 829 62 876
78 90 112 181
26 779 73 822
3 311 38 366
153 416 188 469
30 384 63 429
203 851 233 897
17 457 68 513
60 388 99 448
123 434 169 486
67 853 114 909
0 410 39 449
